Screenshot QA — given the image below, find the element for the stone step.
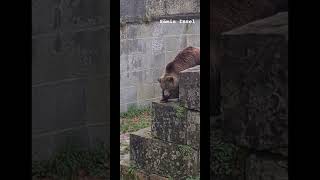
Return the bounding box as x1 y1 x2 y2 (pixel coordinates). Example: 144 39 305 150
120 153 169 180
151 101 200 149
220 12 288 156
130 127 200 179
179 65 200 111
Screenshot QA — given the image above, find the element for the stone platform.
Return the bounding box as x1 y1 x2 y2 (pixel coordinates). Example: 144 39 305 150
130 128 200 179
151 102 200 149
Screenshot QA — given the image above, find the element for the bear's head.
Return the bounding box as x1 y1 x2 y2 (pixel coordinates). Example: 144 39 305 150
158 73 179 101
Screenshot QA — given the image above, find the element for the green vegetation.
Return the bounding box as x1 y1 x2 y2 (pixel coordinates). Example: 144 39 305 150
127 164 137 175
120 105 151 134
177 145 194 157
32 142 109 180
186 176 200 180
175 105 186 119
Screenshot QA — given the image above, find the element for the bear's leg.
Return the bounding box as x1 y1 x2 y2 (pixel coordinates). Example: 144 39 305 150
160 89 169 103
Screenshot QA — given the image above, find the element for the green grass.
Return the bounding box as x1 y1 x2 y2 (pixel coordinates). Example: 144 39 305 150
120 105 151 134
32 142 109 180
186 176 200 180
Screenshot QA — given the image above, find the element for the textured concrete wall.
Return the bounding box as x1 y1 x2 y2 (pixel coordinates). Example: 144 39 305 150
32 0 110 160
120 0 200 112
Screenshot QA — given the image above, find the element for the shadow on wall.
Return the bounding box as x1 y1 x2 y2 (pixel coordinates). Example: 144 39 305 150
32 0 110 161
209 0 288 116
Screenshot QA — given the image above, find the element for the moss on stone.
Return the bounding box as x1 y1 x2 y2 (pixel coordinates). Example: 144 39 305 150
175 105 186 119
177 145 193 157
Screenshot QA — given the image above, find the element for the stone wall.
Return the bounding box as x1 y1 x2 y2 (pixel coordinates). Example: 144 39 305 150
211 12 288 180
32 0 110 160
120 0 200 112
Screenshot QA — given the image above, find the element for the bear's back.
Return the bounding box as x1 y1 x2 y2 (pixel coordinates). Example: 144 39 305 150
166 47 200 74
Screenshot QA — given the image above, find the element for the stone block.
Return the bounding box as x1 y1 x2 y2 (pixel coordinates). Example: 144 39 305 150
152 69 164 84
123 54 146 73
120 157 169 180
162 23 186 36
220 12 288 155
32 135 55 161
127 39 147 55
151 102 200 149
120 86 137 104
148 37 165 55
166 0 200 15
145 0 166 17
185 20 200 34
54 80 88 130
120 0 146 19
86 76 109 124
153 53 166 69
246 155 288 180
53 126 89 151
32 0 108 35
186 35 200 48
120 103 128 113
130 128 200 179
120 71 143 88
179 65 200 111
87 125 109 148
137 83 156 100
32 79 88 134
127 24 153 39
120 25 127 40
32 85 56 133
164 36 180 52
120 40 128 56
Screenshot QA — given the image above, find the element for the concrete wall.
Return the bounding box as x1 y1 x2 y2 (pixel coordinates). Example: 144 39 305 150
32 0 110 160
120 0 200 112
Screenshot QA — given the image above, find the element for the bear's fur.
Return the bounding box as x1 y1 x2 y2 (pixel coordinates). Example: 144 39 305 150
158 46 200 102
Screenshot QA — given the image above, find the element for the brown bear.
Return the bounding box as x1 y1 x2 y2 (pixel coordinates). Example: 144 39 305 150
158 46 200 103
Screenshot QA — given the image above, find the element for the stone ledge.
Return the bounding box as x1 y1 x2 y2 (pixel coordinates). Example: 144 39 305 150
130 127 200 179
121 155 169 180
151 101 200 149
120 0 200 24
179 65 200 111
223 12 288 40
220 13 288 155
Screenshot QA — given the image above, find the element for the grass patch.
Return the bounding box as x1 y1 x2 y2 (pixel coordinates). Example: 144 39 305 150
120 105 151 134
186 176 200 180
32 142 109 180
